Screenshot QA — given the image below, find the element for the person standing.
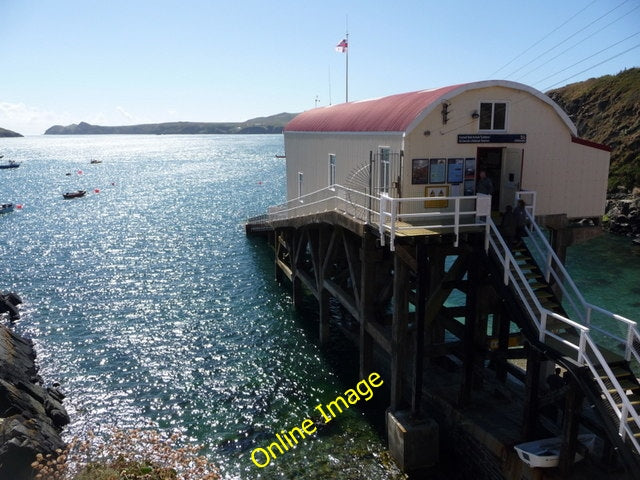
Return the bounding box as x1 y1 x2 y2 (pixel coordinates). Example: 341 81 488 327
477 170 493 195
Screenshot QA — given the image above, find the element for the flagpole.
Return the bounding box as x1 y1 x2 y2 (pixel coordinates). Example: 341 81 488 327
345 16 349 103
345 30 349 103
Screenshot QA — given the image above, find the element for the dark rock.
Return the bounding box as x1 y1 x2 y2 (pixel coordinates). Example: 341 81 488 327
0 323 68 477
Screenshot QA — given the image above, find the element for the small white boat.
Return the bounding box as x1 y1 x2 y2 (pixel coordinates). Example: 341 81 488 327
514 433 597 468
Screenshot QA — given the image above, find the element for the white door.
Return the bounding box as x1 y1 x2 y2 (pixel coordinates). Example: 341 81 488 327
500 148 523 212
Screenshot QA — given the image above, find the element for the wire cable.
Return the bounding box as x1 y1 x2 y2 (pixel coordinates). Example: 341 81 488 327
504 0 631 79
514 3 640 82
543 41 640 90
532 31 640 87
489 0 597 77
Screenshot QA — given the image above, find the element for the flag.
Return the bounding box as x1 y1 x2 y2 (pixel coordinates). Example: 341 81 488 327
335 39 348 53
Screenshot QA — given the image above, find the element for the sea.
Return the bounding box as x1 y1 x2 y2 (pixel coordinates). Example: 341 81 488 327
0 134 638 479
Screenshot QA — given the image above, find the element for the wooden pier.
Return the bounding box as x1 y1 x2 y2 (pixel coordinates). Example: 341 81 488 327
246 192 640 479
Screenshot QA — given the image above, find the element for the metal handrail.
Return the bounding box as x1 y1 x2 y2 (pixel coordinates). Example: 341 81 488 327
515 193 639 364
486 215 640 454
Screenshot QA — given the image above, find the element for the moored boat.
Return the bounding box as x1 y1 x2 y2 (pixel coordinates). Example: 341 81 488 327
89 159 102 164
0 203 15 214
63 190 86 199
0 160 20 169
514 433 597 468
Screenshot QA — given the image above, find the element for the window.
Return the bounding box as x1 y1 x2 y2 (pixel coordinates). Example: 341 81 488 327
479 102 507 130
328 154 336 187
379 147 390 194
297 172 303 198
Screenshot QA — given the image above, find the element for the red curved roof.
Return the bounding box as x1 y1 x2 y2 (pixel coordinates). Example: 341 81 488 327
285 84 466 133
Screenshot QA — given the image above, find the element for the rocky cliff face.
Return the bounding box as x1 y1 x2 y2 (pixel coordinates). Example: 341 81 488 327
547 68 640 190
604 188 640 241
0 307 69 478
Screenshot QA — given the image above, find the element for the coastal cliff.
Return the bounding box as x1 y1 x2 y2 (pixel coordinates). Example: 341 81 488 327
0 301 69 478
0 127 23 138
547 67 640 191
44 113 297 135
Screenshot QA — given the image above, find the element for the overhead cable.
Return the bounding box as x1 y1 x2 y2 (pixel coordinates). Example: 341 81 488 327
543 41 640 90
515 3 640 82
489 0 597 77
504 0 631 79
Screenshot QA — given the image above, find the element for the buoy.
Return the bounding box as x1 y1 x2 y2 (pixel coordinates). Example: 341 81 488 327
257 181 263 185
16 204 22 209
94 189 100 194
77 170 83 175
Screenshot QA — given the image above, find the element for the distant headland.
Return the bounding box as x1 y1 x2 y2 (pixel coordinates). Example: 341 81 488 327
43 113 298 135
0 127 23 138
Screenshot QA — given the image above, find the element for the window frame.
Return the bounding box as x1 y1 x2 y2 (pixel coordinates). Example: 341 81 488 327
478 101 508 132
328 153 336 189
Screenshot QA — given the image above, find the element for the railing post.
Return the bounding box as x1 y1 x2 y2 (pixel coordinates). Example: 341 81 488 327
626 324 634 362
454 197 460 247
585 305 592 326
544 251 552 283
578 330 587 364
389 198 398 252
539 311 547 342
484 222 490 252
620 404 628 440
503 255 510 286
379 195 387 247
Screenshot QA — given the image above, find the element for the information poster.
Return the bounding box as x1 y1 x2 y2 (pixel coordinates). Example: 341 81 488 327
429 158 446 184
411 158 429 184
447 158 464 184
464 158 476 195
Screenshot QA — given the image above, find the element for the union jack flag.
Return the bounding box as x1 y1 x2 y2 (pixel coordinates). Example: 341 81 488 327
335 39 348 53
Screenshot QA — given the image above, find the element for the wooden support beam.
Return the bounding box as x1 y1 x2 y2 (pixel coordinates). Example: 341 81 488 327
412 241 428 416
298 270 319 300
359 233 379 378
324 278 359 320
459 251 478 407
522 345 542 440
343 232 361 307
391 252 409 411
559 377 584 476
365 321 391 354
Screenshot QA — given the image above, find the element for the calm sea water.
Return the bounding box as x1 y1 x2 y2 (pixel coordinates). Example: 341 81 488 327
0 135 638 479
0 134 405 480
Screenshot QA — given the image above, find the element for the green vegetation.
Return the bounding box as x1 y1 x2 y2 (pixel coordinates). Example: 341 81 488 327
31 427 219 480
547 67 640 191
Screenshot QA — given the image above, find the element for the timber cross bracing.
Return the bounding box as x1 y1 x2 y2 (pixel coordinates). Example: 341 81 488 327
248 187 640 474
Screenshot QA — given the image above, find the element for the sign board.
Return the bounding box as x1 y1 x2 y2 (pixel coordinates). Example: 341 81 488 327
424 185 449 208
457 134 526 144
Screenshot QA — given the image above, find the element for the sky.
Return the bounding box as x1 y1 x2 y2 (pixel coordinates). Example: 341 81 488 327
0 0 638 135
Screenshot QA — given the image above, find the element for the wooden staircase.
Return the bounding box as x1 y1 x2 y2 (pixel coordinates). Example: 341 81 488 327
484 216 640 471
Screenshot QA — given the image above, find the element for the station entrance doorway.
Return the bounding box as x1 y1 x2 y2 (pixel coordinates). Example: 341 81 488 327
477 147 523 212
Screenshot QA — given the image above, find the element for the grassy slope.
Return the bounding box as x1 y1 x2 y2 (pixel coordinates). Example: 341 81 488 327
547 67 640 190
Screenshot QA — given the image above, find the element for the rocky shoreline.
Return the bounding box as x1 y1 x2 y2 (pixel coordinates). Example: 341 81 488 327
603 188 640 241
0 296 69 478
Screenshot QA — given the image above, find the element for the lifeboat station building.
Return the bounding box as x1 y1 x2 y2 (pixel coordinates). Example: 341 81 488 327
247 81 640 478
283 79 610 230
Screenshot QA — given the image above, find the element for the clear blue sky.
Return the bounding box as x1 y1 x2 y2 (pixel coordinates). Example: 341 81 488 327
1 0 638 134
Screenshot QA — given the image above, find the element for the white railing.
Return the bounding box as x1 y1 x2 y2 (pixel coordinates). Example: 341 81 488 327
515 191 639 364
485 213 640 454
251 186 492 251
378 193 492 251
